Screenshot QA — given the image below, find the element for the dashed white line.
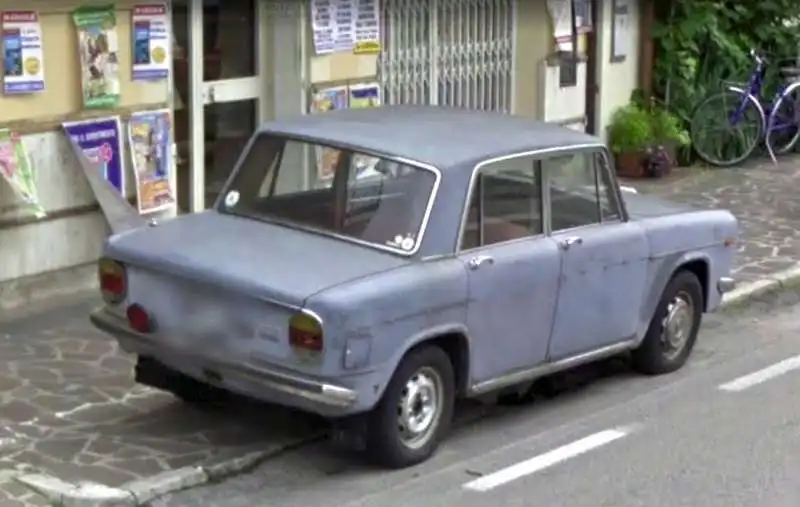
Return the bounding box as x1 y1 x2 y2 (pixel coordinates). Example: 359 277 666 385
718 354 800 392
462 427 631 492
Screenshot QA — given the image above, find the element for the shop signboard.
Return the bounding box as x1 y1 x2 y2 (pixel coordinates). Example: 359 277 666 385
62 116 126 195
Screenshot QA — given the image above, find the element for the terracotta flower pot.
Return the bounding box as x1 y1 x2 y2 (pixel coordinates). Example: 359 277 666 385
614 151 647 178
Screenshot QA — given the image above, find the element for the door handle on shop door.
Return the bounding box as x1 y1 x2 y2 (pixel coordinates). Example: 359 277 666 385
559 236 583 250
467 255 495 270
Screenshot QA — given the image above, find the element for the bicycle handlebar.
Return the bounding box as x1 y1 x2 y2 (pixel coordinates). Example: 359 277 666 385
750 48 768 65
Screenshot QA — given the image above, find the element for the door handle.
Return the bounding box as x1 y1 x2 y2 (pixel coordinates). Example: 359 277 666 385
467 255 494 270
559 236 583 250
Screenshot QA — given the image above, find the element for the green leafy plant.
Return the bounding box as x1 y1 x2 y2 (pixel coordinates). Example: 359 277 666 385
650 107 691 147
608 103 654 154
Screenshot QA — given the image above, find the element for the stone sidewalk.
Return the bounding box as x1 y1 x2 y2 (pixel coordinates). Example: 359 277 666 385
623 155 800 286
0 297 325 507
2 156 800 506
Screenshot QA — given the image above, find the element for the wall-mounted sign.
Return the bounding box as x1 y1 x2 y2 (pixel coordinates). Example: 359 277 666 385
1 11 45 95
0 129 44 217
62 117 126 195
310 0 381 55
131 4 170 81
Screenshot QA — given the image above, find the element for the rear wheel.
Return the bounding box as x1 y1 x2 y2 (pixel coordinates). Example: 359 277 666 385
765 84 800 156
364 345 455 469
632 271 704 375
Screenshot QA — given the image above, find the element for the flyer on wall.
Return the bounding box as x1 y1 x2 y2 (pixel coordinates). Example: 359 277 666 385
1 11 45 94
62 117 126 195
310 86 348 182
348 82 381 108
131 4 170 81
128 109 175 214
73 5 121 109
0 129 45 217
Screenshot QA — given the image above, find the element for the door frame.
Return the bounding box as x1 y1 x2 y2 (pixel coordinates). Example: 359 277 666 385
186 0 268 212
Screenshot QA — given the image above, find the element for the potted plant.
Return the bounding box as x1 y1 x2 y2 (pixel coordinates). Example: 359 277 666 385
608 103 653 177
649 107 691 165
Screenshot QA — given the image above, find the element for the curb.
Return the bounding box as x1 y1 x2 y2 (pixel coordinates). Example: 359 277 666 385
15 432 326 507
14 264 800 507
718 262 800 311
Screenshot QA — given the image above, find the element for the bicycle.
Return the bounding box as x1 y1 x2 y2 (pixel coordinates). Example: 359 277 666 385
690 49 800 167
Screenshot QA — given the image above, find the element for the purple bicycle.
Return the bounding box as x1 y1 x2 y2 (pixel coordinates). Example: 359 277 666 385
689 49 800 167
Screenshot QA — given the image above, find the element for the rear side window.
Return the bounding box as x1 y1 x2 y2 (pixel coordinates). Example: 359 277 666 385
462 156 543 250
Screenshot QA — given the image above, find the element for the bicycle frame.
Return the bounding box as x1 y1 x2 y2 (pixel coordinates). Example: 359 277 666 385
729 57 768 124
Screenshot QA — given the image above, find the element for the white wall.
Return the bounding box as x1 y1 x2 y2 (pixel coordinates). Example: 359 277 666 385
595 0 641 139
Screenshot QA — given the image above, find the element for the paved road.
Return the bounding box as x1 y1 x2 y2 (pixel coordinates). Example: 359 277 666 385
154 296 800 507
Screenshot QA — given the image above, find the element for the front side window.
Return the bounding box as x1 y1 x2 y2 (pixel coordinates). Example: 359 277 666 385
219 134 437 254
545 150 621 231
462 156 543 250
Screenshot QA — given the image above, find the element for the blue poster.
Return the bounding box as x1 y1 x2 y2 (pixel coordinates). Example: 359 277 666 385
62 116 125 194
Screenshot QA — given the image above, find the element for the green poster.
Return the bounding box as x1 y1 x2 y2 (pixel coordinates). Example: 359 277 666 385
0 129 45 218
73 5 120 109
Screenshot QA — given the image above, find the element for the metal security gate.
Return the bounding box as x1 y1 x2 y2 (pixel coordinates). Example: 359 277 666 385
378 0 515 113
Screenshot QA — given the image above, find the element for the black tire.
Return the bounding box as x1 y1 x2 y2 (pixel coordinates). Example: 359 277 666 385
632 270 704 375
364 345 455 469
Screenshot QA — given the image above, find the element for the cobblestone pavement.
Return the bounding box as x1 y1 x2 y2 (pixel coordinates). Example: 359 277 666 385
623 155 800 285
0 297 324 507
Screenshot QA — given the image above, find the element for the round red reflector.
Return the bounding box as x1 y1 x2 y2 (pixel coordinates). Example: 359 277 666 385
127 304 153 334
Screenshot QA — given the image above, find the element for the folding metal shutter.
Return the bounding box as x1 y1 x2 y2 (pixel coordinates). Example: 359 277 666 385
378 0 515 113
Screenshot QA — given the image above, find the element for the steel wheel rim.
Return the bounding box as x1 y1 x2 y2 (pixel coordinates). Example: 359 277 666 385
661 290 695 360
396 366 443 450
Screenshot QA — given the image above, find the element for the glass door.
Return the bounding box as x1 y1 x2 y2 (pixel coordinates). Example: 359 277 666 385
172 0 262 212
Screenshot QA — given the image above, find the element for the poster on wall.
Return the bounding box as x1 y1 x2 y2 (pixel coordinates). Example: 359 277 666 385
546 0 575 52
0 129 45 218
309 0 381 55
128 109 176 214
73 5 121 109
310 85 348 182
131 4 170 81
1 11 45 95
62 117 126 195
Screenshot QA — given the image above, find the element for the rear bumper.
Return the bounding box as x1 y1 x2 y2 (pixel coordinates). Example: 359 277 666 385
90 306 360 416
717 276 736 294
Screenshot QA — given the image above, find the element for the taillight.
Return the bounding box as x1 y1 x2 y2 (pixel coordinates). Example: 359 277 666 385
99 258 126 305
288 313 323 352
127 304 154 334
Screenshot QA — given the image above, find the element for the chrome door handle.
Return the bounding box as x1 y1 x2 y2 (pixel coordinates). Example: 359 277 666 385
467 255 494 270
559 236 583 250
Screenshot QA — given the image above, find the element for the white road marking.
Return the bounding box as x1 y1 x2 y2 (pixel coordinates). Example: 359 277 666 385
462 428 631 492
718 354 800 392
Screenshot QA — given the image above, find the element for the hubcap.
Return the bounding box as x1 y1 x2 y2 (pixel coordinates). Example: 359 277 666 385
396 367 443 449
661 290 695 360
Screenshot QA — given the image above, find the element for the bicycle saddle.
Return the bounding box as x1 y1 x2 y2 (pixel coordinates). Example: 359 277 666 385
779 66 800 78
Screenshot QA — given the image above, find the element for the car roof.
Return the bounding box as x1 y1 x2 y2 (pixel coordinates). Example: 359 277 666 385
259 105 604 170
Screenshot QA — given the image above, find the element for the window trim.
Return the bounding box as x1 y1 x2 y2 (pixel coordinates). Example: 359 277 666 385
217 132 443 257
456 144 627 253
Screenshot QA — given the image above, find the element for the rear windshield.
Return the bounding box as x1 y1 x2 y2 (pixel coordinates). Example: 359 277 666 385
217 134 438 255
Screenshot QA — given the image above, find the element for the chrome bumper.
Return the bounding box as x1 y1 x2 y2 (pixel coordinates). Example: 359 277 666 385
718 277 736 294
89 307 358 408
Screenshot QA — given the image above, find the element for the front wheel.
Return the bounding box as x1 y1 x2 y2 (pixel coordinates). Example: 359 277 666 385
690 90 764 167
364 345 455 469
632 271 704 375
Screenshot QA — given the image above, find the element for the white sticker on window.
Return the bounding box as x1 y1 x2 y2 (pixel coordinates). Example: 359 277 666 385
224 190 240 207
393 234 404 245
401 237 415 251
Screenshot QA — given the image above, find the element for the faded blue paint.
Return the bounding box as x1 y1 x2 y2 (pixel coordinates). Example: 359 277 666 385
91 108 739 420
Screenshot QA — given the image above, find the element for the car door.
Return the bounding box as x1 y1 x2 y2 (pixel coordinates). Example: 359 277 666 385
545 149 649 361
457 155 561 383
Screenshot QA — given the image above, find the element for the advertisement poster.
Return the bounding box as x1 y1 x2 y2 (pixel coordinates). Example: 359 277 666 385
128 109 175 214
0 129 44 218
348 82 381 108
310 86 348 182
2 11 45 94
131 4 170 81
310 0 381 55
73 5 121 109
62 117 125 195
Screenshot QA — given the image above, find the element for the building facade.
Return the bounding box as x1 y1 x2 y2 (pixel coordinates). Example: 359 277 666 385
0 0 643 307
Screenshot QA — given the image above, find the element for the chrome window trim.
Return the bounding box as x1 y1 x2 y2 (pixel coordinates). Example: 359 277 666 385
456 143 612 253
221 134 442 258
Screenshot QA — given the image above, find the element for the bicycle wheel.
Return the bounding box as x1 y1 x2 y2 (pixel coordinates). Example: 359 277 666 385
690 89 764 167
765 82 800 156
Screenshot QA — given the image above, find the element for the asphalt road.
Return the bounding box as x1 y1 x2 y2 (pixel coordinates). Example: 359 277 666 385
154 296 800 507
